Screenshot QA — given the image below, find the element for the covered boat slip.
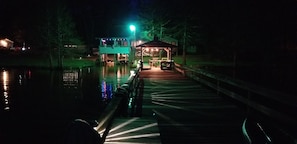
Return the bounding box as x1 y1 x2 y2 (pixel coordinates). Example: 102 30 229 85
98 37 132 64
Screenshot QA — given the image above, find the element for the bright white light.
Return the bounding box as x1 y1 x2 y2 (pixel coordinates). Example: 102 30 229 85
129 25 136 32
18 75 22 85
130 70 135 76
0 40 8 47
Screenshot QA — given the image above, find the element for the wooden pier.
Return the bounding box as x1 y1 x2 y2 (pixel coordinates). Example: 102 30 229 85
105 68 246 144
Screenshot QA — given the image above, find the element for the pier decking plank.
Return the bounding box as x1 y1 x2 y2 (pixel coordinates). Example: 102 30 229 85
105 69 246 144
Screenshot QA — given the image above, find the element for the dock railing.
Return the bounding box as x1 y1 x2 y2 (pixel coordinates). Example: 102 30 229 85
173 63 297 143
94 65 142 143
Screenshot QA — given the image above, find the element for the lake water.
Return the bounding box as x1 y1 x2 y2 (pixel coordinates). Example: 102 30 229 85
0 65 131 144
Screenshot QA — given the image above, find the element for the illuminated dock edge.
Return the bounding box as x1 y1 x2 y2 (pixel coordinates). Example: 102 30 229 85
94 64 142 143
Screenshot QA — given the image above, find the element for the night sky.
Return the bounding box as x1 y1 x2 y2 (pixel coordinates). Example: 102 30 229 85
0 0 140 39
0 0 296 50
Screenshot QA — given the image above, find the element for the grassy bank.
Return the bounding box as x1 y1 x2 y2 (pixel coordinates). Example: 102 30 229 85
172 55 234 67
0 51 96 69
0 50 233 69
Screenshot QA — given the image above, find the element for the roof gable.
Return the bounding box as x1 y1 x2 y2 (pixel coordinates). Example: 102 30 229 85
136 37 177 48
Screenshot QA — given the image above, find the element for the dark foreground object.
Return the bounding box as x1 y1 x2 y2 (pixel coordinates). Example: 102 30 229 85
64 119 102 144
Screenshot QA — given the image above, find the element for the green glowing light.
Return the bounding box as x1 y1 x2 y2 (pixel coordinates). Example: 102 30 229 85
129 25 136 32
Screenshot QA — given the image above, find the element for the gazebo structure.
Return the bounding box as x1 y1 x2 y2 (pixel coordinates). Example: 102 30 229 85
136 37 178 70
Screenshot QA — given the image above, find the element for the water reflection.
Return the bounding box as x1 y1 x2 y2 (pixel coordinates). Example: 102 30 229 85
101 81 113 102
2 70 9 110
59 65 130 102
18 69 32 85
63 69 79 88
0 65 131 144
100 65 130 101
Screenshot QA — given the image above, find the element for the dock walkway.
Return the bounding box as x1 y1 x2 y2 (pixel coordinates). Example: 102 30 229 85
105 68 246 144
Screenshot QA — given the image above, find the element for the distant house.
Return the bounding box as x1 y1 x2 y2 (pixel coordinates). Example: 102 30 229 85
0 38 13 49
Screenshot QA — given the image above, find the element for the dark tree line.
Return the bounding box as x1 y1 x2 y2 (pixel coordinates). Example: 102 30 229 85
1 0 84 68
1 0 296 67
136 0 297 64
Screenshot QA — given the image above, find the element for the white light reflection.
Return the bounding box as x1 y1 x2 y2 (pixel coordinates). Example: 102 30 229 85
2 70 10 110
130 70 135 77
108 118 139 133
117 68 121 88
105 133 160 142
104 117 160 143
18 74 22 85
107 122 158 138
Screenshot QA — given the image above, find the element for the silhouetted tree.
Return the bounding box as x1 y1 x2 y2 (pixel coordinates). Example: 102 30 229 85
39 1 83 69
39 3 55 68
137 0 171 41
137 1 203 66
